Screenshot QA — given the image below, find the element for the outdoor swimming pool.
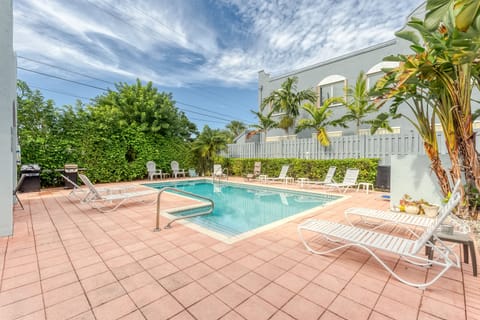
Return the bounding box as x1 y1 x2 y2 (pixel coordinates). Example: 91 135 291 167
145 179 342 241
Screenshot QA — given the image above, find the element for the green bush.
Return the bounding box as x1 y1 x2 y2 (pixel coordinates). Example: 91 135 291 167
218 157 380 184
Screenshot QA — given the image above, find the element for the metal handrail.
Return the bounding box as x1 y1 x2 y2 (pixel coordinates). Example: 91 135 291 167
212 167 229 182
154 187 214 231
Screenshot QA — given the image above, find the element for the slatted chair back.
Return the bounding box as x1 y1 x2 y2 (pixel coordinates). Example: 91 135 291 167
278 165 290 178
79 174 103 200
323 166 336 183
253 162 262 175
410 180 462 255
343 168 359 185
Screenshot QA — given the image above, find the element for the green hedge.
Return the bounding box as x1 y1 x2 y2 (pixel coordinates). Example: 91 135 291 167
215 157 380 184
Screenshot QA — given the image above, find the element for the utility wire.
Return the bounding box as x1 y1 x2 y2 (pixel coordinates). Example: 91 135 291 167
83 0 248 111
29 85 91 100
18 66 109 91
18 55 114 85
18 66 254 125
18 65 252 123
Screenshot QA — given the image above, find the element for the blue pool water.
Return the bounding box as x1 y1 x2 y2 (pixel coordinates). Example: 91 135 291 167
145 180 341 237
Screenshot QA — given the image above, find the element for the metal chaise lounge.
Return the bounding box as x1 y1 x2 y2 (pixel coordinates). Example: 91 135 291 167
344 206 470 237
266 165 291 184
245 161 261 181
62 173 135 203
303 166 336 187
298 181 462 289
79 174 157 212
325 168 359 193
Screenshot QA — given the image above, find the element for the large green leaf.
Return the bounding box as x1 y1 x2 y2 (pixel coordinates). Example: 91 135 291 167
395 30 421 45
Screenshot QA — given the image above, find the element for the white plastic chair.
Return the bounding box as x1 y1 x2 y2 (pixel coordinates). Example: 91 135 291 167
146 161 163 180
79 174 157 212
298 181 462 289
266 165 290 183
325 168 359 192
188 168 197 177
171 161 186 178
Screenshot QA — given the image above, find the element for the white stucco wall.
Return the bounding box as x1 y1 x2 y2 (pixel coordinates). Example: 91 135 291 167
0 0 16 236
390 154 451 209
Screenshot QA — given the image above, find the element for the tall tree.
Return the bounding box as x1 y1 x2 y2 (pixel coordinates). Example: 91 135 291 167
336 71 380 135
94 79 197 140
225 120 247 141
295 99 342 146
373 0 480 217
248 110 278 142
260 77 317 134
192 126 229 175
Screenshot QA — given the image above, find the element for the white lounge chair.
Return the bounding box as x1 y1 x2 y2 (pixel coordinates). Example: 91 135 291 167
62 173 135 202
245 161 261 181
266 165 291 184
344 202 470 237
146 161 164 180
171 161 186 178
213 164 228 179
79 174 157 212
304 166 336 187
298 181 462 289
325 168 359 192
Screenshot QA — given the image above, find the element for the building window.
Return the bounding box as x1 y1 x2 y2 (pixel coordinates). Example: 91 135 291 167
366 71 384 91
377 127 400 134
317 75 346 106
326 131 343 138
319 81 345 105
359 127 400 135
366 61 399 93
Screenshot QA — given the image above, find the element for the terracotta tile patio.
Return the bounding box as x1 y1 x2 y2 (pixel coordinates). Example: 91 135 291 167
1 177 479 319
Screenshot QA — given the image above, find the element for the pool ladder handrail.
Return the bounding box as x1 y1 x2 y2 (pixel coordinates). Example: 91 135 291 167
154 187 214 231
212 167 229 183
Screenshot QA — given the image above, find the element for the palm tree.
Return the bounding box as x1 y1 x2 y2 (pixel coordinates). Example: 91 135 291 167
191 125 228 175
260 77 317 134
225 120 247 141
336 71 379 135
248 110 278 142
295 99 342 146
373 1 480 217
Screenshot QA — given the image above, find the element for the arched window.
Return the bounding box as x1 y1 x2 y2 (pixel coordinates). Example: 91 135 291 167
317 75 346 106
366 61 399 90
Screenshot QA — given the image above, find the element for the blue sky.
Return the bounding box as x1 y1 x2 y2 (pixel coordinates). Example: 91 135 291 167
13 0 424 130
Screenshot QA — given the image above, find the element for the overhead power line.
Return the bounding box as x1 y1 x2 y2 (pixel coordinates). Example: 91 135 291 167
83 0 247 112
29 85 91 100
17 66 253 125
18 66 109 91
18 55 115 85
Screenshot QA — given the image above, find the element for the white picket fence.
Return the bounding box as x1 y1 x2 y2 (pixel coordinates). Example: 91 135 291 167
226 131 480 164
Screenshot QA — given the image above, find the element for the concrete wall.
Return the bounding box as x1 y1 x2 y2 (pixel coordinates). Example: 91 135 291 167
0 0 16 236
390 154 451 209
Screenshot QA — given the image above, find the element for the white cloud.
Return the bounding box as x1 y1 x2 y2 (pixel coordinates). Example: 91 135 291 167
14 0 424 89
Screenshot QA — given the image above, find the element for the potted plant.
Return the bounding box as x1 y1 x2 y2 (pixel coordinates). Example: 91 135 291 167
399 194 439 217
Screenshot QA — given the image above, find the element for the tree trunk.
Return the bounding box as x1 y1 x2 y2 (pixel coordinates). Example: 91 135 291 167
424 142 451 196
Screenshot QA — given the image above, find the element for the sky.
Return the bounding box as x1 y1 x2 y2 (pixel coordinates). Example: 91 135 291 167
13 0 424 130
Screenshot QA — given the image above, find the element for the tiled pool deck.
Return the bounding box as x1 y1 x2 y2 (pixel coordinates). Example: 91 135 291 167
1 177 479 320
